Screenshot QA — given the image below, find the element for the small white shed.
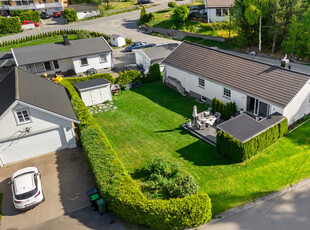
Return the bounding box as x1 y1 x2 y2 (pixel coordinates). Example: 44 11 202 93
74 78 112 106
110 34 126 47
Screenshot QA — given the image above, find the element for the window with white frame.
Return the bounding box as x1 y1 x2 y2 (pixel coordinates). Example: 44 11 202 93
198 78 205 88
80 58 88 66
223 8 228 16
216 9 221 16
223 88 231 98
99 54 107 63
16 110 31 124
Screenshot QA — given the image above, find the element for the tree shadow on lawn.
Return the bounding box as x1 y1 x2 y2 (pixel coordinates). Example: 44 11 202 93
177 140 233 166
131 81 209 119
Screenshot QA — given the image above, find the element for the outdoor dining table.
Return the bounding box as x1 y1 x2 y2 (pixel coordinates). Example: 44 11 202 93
202 115 216 126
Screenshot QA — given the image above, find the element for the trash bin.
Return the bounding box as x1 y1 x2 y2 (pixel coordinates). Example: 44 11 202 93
96 198 106 215
87 188 99 197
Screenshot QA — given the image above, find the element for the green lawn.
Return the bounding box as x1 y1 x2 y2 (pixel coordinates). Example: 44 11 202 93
93 81 310 216
0 34 79 52
147 8 237 39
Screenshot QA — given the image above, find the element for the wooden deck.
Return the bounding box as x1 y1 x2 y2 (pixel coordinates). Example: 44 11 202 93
182 124 217 147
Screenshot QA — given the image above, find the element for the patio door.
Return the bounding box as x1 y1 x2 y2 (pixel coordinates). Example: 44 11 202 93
247 96 270 117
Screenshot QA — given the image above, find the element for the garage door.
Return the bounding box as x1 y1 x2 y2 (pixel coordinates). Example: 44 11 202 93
0 128 67 165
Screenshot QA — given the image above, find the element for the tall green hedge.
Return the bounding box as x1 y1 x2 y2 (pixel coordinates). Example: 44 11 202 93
59 76 212 230
0 17 21 34
216 118 288 162
64 8 78 23
211 98 237 120
19 10 40 22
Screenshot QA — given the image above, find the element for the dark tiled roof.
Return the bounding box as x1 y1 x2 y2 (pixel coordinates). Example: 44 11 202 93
74 78 110 91
217 113 286 143
141 43 179 61
163 42 310 107
12 37 112 66
0 67 78 121
110 34 123 39
69 4 97 12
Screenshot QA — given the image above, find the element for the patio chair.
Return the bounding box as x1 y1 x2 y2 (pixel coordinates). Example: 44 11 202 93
214 112 221 123
196 120 206 130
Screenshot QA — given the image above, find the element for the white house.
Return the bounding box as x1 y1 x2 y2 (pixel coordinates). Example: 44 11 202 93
204 0 234 23
162 42 310 125
11 36 114 76
0 68 79 166
69 4 99 20
110 34 126 47
74 78 112 106
135 43 179 74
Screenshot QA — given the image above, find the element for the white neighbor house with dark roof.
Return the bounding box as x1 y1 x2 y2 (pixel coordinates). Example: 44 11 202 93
204 0 234 23
0 68 79 166
11 36 113 76
69 4 99 19
163 42 310 125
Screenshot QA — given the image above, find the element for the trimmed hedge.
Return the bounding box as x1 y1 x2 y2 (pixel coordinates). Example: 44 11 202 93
19 10 40 23
59 76 212 230
0 29 110 47
115 70 140 87
211 98 237 120
64 8 78 23
216 118 288 162
0 17 21 34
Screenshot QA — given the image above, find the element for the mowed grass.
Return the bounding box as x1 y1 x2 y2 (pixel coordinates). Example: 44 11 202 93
0 34 79 52
93 81 310 216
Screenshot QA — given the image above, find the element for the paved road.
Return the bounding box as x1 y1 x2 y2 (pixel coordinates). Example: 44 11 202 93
199 179 310 230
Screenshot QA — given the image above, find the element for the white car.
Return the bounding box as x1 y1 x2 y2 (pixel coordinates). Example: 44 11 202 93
9 167 44 211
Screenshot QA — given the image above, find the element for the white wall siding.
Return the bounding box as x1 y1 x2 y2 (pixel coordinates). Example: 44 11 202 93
58 58 75 73
0 104 76 148
135 50 151 73
208 8 229 22
80 85 112 106
283 80 310 125
76 10 99 19
73 53 113 75
165 65 247 110
111 37 126 47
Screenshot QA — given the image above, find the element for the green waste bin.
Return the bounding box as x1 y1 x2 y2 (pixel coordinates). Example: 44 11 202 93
90 193 99 201
96 198 106 214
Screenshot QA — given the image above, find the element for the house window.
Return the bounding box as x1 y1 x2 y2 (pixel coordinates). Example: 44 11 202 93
216 9 221 17
223 88 231 98
53 60 59 69
16 110 31 123
198 78 205 88
223 8 228 16
99 54 107 63
35 63 45 72
54 0 59 2
26 64 36 73
3 1 10 5
80 58 88 66
16 1 22 5
42 0 46 3
44 61 52 71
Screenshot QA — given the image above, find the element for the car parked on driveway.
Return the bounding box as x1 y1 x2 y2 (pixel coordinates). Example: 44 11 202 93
40 11 50 19
53 11 61 18
125 42 155 52
22 20 40 27
9 167 44 211
137 0 152 4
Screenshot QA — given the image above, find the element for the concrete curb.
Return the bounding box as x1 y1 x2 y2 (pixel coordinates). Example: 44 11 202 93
209 177 310 224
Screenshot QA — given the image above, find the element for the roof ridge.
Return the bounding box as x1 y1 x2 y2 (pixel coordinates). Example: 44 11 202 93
182 41 310 77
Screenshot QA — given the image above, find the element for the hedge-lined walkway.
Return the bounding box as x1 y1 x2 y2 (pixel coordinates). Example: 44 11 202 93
94 80 310 216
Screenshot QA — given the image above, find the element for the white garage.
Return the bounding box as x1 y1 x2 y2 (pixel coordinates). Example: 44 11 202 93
0 68 79 166
74 78 112 107
0 128 67 165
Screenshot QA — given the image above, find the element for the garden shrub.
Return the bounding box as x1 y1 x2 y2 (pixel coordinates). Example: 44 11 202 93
0 17 21 34
59 76 212 230
211 97 236 120
76 30 91 39
172 5 189 24
139 6 154 24
19 10 40 22
64 8 78 23
141 63 161 83
168 1 177 8
216 118 288 162
115 70 140 88
10 9 25 17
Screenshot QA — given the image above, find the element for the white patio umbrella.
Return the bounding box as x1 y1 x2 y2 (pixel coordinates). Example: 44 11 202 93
192 105 198 124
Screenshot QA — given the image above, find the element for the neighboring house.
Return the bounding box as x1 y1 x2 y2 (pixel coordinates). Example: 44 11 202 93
162 42 310 125
74 78 112 106
0 67 79 166
0 0 67 16
110 34 126 47
11 36 114 76
204 0 234 23
135 43 179 74
69 4 99 19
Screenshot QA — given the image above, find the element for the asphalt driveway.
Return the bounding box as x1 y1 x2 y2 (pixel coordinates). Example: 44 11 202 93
0 148 96 229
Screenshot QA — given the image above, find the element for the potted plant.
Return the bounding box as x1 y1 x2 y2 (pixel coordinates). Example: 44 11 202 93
240 108 244 114
187 119 192 127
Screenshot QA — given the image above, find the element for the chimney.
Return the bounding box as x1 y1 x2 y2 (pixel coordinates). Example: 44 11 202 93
63 35 71 46
281 54 290 69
